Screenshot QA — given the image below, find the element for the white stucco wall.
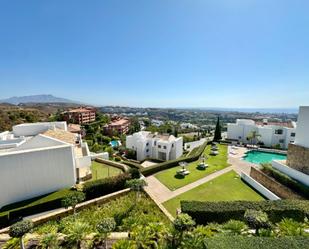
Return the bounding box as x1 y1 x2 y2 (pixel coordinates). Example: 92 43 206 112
295 106 309 148
13 122 67 137
0 145 76 208
272 160 309 186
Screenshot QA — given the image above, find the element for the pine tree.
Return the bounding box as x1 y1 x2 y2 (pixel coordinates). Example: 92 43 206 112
213 116 222 141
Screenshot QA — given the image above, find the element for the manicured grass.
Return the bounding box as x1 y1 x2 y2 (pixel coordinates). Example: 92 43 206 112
163 170 265 217
91 161 123 180
155 144 230 190
0 188 73 217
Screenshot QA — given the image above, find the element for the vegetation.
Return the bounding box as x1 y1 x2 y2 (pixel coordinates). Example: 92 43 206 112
155 144 230 190
126 179 147 202
9 220 33 249
261 163 309 198
91 161 123 180
163 171 264 217
96 218 116 249
247 130 261 146
181 199 309 225
213 116 222 141
61 192 86 215
244 209 271 235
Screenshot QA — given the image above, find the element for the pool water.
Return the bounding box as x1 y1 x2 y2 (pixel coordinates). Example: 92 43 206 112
243 150 287 164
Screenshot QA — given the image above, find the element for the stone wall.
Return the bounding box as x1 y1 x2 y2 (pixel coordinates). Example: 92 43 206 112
287 143 309 175
250 167 303 200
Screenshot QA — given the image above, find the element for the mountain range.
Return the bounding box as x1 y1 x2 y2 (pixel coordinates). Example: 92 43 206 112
0 94 78 105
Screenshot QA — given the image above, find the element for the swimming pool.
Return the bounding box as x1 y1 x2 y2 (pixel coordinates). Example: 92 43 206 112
243 150 287 164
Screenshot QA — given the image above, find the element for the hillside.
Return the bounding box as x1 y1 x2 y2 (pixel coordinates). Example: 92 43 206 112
0 94 78 105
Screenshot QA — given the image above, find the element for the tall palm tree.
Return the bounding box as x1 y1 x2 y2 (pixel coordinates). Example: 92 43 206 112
247 130 261 147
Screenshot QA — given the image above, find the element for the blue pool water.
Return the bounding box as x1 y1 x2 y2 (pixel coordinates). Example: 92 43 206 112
243 150 287 164
110 140 119 147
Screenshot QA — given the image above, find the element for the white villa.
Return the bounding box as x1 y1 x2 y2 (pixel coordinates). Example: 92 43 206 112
227 119 296 149
126 131 183 161
0 122 91 208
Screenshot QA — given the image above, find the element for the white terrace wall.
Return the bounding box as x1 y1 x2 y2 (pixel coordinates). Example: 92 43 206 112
0 145 76 208
241 172 281 200
272 160 309 186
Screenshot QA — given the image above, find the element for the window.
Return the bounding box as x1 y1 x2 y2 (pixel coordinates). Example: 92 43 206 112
279 139 285 143
146 149 149 153
163 146 167 149
146 142 149 146
158 145 161 148
238 136 242 139
154 141 157 146
172 143 174 148
275 129 283 135
291 132 296 137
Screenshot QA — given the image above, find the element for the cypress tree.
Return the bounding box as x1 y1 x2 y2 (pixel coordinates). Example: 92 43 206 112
213 116 222 141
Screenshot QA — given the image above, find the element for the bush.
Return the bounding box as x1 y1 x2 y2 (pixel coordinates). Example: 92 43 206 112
261 163 309 198
83 173 132 200
181 200 309 225
9 220 33 238
129 168 140 179
205 236 309 249
140 141 208 176
0 214 9 228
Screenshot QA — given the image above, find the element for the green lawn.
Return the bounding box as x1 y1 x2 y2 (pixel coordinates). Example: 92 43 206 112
163 170 265 217
155 144 230 190
91 161 123 180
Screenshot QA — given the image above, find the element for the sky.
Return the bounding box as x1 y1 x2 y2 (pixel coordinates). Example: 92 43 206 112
0 0 309 108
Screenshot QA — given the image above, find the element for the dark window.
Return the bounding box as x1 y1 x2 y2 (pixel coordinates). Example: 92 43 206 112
275 129 283 135
146 143 149 146
154 141 157 146
279 139 285 143
238 136 242 139
158 145 161 148
291 132 296 137
172 143 174 148
146 149 149 153
163 146 167 149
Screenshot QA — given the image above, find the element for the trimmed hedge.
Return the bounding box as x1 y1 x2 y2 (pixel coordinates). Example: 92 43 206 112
181 200 309 224
82 173 132 200
0 214 9 228
206 236 309 249
140 141 209 176
261 163 309 198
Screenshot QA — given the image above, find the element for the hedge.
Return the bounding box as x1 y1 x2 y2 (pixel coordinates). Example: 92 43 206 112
206 236 309 249
0 214 9 228
82 172 132 200
181 200 309 224
140 141 209 176
261 163 309 198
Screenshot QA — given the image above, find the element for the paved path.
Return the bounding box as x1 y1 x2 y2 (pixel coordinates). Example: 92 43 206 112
145 166 234 203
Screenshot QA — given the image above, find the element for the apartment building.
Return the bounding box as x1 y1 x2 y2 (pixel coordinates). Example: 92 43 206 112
103 116 131 135
227 119 296 149
126 131 183 161
62 107 96 124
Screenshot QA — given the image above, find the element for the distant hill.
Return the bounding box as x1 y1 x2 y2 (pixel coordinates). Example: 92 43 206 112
0 94 78 105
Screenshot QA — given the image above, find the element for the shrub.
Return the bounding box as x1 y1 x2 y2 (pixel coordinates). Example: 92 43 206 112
129 167 140 179
9 220 33 238
244 210 271 235
276 218 306 236
83 173 132 200
174 213 196 232
0 214 9 228
61 191 86 214
261 163 309 198
181 200 309 225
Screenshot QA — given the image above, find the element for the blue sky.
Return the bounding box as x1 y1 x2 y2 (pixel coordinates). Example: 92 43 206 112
0 0 309 108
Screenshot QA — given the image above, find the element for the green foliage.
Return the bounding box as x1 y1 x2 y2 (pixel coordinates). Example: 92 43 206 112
244 210 270 234
64 221 90 248
222 220 248 235
3 238 20 249
97 217 116 234
129 168 140 179
173 213 196 232
261 163 309 198
83 173 132 200
276 218 306 236
61 191 85 213
181 200 309 225
39 232 59 249
125 179 147 192
112 239 136 249
9 220 33 238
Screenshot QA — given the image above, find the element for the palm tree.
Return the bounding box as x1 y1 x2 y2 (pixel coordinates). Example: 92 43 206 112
247 130 261 147
65 221 89 249
39 232 59 249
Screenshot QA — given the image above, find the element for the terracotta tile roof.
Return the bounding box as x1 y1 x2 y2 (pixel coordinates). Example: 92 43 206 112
68 124 81 133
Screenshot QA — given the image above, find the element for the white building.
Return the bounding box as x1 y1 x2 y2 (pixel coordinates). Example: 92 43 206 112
0 122 91 208
126 131 183 161
227 119 296 149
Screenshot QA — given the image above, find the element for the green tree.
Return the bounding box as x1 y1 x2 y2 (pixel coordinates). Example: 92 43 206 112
213 117 222 141
9 220 33 249
126 179 147 202
61 191 85 215
97 218 116 249
172 213 196 247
